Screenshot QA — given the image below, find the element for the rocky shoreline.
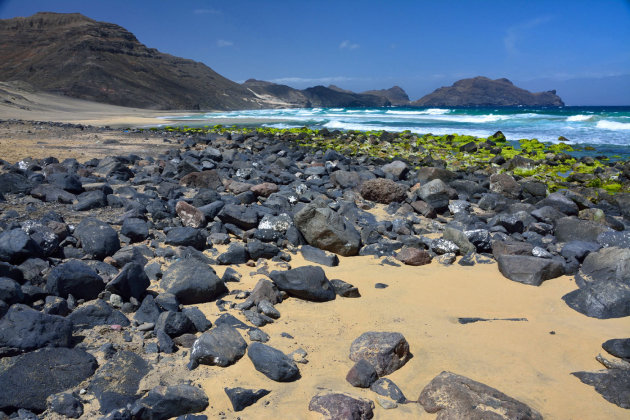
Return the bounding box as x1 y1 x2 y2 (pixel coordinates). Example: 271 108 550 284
0 120 629 419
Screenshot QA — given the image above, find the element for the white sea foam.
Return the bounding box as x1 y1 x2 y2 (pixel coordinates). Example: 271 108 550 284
385 108 450 115
596 120 630 130
567 115 592 122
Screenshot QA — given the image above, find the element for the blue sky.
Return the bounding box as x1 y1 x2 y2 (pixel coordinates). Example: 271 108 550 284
1 0 629 104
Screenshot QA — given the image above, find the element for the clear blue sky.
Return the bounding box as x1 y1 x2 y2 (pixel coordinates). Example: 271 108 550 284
1 0 629 104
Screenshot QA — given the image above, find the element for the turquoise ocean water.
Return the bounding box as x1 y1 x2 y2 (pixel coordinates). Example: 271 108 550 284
166 106 630 155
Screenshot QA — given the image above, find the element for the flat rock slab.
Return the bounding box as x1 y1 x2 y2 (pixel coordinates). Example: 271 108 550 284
188 325 247 369
0 348 98 413
349 331 411 376
497 254 564 286
269 266 336 302
224 387 270 412
0 304 73 353
562 280 630 319
247 342 300 382
67 299 130 331
418 371 542 420
300 245 339 267
131 384 209 419
572 369 630 409
308 392 375 420
88 350 149 414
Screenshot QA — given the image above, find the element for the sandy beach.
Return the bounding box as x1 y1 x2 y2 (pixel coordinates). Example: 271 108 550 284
1 94 629 420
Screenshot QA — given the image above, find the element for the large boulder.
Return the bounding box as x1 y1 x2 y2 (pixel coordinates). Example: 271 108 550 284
575 247 630 287
349 332 411 376
497 255 564 286
418 371 542 419
572 369 630 409
0 304 73 353
188 325 247 369
555 217 612 243
489 173 521 198
161 259 227 304
562 280 630 319
294 204 361 256
359 178 407 204
0 348 97 413
308 393 374 420
131 384 209 420
269 266 336 302
247 342 300 382
46 259 105 300
74 218 120 260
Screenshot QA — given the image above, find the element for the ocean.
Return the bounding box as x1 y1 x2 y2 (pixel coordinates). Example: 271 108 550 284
166 106 630 153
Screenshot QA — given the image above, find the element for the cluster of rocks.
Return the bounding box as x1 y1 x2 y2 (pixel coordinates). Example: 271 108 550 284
0 124 629 417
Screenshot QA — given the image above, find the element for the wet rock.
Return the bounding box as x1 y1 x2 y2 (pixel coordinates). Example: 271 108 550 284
224 387 270 412
0 304 72 353
572 369 630 409
188 325 247 369
131 384 209 420
418 371 542 420
395 246 432 266
74 218 120 260
370 378 407 403
0 348 97 413
308 393 374 420
359 178 407 204
300 245 339 267
294 204 361 256
67 299 130 330
0 229 42 264
349 332 411 376
247 342 300 382
164 227 206 250
346 359 378 388
105 262 149 301
89 350 149 414
269 266 336 302
161 259 227 304
47 392 83 418
497 255 564 286
562 280 630 319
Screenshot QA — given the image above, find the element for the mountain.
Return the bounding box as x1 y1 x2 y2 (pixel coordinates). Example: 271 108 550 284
242 80 392 108
362 86 410 106
411 76 564 107
0 12 261 110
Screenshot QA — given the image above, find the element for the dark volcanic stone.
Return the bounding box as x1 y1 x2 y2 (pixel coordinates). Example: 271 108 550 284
121 218 149 243
155 311 193 338
308 393 374 420
537 192 578 216
188 325 247 369
224 387 270 412
555 217 611 243
89 350 149 414
497 255 564 286
164 227 206 250
370 378 407 403
300 245 339 267
105 262 150 301
0 304 73 352
0 348 97 413
489 173 521 198
182 306 212 332
217 243 250 265
156 328 176 354
562 280 630 319
46 259 105 300
161 259 226 304
0 229 42 264
330 279 361 298
417 179 450 211
269 266 336 302
346 359 378 388
561 241 601 262
179 170 222 189
575 247 630 287
603 338 630 361
418 371 542 419
0 172 32 194
349 331 411 376
395 246 432 266
131 384 209 420
293 204 361 256
73 190 107 211
134 295 162 324
218 204 259 230
572 369 630 409
74 218 120 259
247 342 300 382
0 277 23 304
246 240 279 261
67 299 130 330
359 178 407 204
492 240 533 258
47 392 83 418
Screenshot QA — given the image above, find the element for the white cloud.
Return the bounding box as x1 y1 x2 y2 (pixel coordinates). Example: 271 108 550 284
194 8 221 15
216 39 234 48
339 40 359 50
504 16 552 54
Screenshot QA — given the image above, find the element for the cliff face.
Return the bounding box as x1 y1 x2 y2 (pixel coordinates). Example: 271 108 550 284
411 77 564 107
362 86 410 106
0 12 261 110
